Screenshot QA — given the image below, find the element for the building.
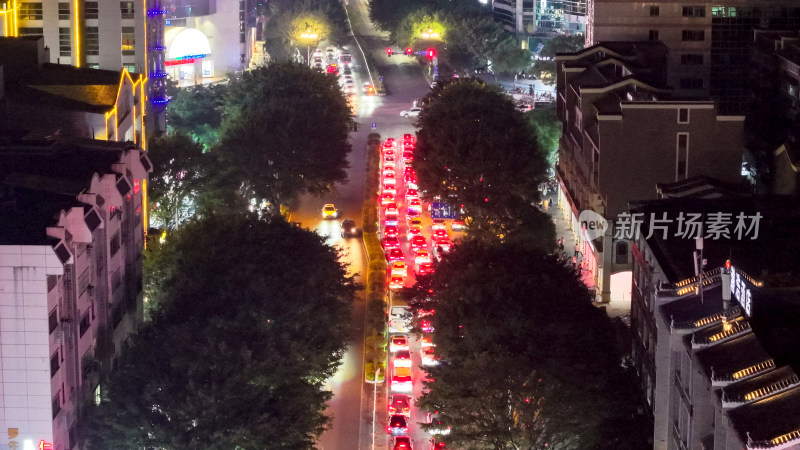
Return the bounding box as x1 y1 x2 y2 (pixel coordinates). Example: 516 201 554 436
0 36 146 146
555 41 745 303
0 0 167 131
628 195 800 450
163 0 249 83
585 0 800 114
492 0 586 46
0 133 152 449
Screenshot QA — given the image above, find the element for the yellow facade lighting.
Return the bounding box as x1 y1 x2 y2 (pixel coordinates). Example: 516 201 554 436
73 0 80 66
732 359 775 380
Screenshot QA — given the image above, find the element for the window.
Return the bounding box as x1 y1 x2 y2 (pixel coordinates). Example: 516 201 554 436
111 269 122 293
123 63 136 73
680 54 703 65
120 1 134 19
649 30 659 41
58 27 71 56
678 108 689 123
121 26 135 55
649 5 659 16
677 133 689 180
58 2 70 20
52 392 61 418
85 1 98 19
49 307 59 334
679 78 703 89
85 26 99 55
47 274 58 292
51 350 60 377
110 232 121 256
80 311 91 337
87 63 100 69
682 6 705 17
19 2 43 20
18 27 43 36
616 242 628 265
681 30 704 41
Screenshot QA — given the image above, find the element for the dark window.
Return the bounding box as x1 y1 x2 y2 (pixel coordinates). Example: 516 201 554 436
120 1 134 19
649 30 659 41
678 108 689 123
19 2 43 20
112 302 124 329
85 209 101 231
47 275 58 292
240 32 245 43
51 351 60 377
677 133 689 179
111 269 122 293
85 1 98 19
58 27 71 56
18 27 43 36
679 78 704 89
85 26 99 55
616 242 628 264
54 243 71 263
52 392 61 418
116 177 131 195
110 232 121 256
650 6 659 16
682 6 705 17
49 307 59 334
58 2 70 20
80 311 91 337
680 54 703 65
681 30 704 41
121 26 135 55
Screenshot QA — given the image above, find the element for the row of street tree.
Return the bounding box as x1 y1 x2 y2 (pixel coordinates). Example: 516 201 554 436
404 79 651 449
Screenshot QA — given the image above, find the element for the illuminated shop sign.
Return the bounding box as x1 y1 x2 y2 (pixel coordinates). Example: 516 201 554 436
729 266 754 316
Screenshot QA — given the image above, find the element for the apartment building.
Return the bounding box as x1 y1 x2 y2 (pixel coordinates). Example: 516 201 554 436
585 0 800 114
0 36 146 146
0 134 151 449
555 41 744 302
628 195 800 450
0 0 168 131
493 0 586 44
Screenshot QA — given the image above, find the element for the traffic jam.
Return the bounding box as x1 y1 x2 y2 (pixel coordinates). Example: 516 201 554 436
378 134 461 449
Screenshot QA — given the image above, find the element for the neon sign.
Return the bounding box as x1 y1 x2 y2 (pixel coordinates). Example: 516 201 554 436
729 266 753 316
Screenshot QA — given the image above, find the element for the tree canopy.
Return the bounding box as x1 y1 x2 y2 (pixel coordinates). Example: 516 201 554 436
408 240 650 449
208 62 352 215
526 106 561 165
264 0 349 62
82 214 356 449
415 79 550 242
165 82 226 149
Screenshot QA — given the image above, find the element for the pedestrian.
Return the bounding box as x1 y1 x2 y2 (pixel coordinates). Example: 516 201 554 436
574 242 580 257
572 255 578 272
558 237 565 252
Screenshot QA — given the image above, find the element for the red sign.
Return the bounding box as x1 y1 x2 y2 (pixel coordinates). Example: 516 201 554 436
39 441 53 450
165 58 196 66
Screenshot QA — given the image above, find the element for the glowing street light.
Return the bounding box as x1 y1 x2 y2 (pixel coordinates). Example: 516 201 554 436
300 28 319 66
420 28 440 39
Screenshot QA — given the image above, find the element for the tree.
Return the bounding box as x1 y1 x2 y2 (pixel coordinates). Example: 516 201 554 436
165 83 226 149
82 214 356 449
415 79 549 240
410 241 650 449
264 0 349 62
209 62 352 215
146 132 207 229
532 34 585 85
527 105 560 165
490 37 532 74
444 16 507 71
392 9 450 48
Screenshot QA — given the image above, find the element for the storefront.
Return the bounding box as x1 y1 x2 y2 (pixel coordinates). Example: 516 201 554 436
165 28 213 83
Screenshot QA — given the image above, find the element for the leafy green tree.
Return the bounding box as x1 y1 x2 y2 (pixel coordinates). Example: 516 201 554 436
527 106 560 165
532 34 585 84
82 214 356 449
411 241 650 450
490 37 532 74
166 83 226 149
210 62 352 215
444 16 507 71
264 0 349 61
415 79 549 240
392 9 451 48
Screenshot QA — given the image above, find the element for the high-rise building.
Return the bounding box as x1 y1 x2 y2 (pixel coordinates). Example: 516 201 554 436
0 0 167 131
492 0 586 48
0 134 152 450
585 0 800 114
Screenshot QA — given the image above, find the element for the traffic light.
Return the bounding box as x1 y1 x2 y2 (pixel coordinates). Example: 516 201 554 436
427 48 436 60
387 47 393 57
405 47 413 56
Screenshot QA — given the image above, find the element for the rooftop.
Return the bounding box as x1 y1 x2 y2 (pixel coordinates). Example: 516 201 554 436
727 384 800 448
694 332 772 381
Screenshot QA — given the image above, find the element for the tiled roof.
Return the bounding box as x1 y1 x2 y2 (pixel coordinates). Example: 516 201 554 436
721 365 799 406
694 332 773 382
727 385 800 448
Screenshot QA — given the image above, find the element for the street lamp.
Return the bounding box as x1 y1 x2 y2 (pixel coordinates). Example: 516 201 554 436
372 366 381 450
300 28 318 66
420 28 440 39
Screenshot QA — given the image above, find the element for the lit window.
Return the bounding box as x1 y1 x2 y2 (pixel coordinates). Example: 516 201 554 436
121 26 135 55
19 2 43 20
18 27 43 36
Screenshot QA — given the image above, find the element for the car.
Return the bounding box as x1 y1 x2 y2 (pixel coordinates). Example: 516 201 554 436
408 198 422 212
382 166 396 176
391 367 413 393
420 319 434 332
410 235 427 250
406 209 420 223
339 52 352 66
342 65 352 75
381 192 396 205
389 306 411 333
326 63 339 75
429 438 446 449
406 189 419 201
341 74 354 84
403 141 415 151
385 202 399 216
401 107 422 118
402 151 414 163
394 436 413 449
386 248 404 263
321 203 338 219
384 225 399 239
408 217 423 228
426 414 451 435
432 241 452 258
384 215 399 227
382 236 400 249
421 336 434 347
421 347 439 366
388 414 409 435
383 174 397 186
390 334 409 352
451 220 466 231
383 138 397 148
403 133 415 143
383 155 396 166
389 394 412 416
343 84 356 94
363 82 375 94
389 276 405 289
433 229 450 241
390 261 408 277
417 307 435 317
416 262 435 276
415 249 431 265
383 185 397 196
341 219 358 237
432 219 447 231
403 166 416 176
394 349 412 367
407 225 423 240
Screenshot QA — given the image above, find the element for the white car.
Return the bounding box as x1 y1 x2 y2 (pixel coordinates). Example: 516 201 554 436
420 347 439 366
400 107 421 118
390 334 409 352
388 306 411 333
